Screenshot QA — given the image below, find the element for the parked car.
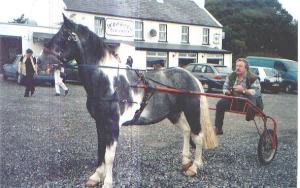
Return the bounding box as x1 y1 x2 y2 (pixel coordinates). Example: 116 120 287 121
246 56 298 93
3 55 80 86
2 55 23 84
3 54 54 86
184 63 232 92
64 60 80 82
249 66 282 93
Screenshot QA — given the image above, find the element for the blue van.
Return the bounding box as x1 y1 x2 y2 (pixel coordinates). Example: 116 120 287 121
245 56 298 93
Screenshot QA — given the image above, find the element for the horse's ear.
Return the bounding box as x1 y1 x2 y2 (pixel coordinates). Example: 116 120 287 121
62 13 74 29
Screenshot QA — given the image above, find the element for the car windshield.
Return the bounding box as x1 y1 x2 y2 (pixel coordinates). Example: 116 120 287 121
263 68 278 77
283 61 298 71
214 66 232 74
185 64 194 71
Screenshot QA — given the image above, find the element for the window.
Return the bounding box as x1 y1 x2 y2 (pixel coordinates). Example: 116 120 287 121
178 53 197 67
213 33 220 44
135 21 143 40
250 68 259 76
194 65 205 73
206 66 213 73
95 17 105 37
203 28 209 45
181 26 189 43
207 54 223 64
146 51 168 69
159 24 167 42
185 64 195 72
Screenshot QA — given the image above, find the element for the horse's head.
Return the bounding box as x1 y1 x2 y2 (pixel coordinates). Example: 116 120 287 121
39 14 83 67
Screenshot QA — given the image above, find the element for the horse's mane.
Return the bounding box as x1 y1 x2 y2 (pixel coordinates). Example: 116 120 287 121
75 23 113 63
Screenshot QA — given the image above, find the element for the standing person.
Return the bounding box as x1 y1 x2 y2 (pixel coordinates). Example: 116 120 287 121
126 56 133 68
19 48 37 97
54 63 69 96
214 58 262 135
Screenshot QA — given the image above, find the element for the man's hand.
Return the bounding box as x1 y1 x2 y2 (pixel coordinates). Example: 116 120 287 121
233 85 245 93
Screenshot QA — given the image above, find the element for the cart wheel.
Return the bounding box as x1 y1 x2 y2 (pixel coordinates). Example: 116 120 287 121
257 129 277 165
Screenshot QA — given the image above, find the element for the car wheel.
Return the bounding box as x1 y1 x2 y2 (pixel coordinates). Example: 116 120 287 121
284 83 293 93
3 74 7 80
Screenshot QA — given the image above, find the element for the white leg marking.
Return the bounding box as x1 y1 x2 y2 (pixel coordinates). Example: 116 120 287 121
186 132 204 175
174 113 192 165
102 141 118 188
89 163 106 182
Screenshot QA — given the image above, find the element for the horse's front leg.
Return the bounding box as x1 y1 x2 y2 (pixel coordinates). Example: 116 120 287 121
86 106 120 188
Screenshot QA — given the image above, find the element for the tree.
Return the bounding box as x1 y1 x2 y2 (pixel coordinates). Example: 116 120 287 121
206 0 298 61
11 14 28 24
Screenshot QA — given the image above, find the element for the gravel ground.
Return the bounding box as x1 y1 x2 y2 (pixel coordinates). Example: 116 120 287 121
0 78 297 187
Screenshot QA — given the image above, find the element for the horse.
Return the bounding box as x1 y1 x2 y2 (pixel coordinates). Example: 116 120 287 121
38 14 218 187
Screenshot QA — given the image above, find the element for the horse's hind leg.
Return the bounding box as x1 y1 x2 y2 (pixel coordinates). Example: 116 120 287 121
182 100 204 176
169 113 192 171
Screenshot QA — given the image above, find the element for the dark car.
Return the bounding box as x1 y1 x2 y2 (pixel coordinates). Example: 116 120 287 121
64 60 80 82
3 55 23 84
3 54 54 86
3 55 80 85
184 63 232 92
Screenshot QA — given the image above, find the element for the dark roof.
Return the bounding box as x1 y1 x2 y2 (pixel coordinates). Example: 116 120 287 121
63 0 221 28
104 39 229 53
134 41 230 54
32 32 55 40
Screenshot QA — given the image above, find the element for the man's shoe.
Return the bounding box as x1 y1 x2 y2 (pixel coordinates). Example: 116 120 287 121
64 89 69 96
55 93 60 96
24 94 29 97
214 128 223 135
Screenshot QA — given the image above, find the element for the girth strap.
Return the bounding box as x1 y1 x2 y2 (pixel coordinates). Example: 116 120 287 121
122 70 155 126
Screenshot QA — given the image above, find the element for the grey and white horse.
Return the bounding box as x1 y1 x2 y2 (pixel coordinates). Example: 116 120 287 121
39 15 218 187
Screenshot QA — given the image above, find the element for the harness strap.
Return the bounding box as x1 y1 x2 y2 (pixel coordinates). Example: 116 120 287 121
122 70 155 126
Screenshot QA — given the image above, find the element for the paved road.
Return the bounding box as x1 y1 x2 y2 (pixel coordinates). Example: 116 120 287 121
0 78 297 187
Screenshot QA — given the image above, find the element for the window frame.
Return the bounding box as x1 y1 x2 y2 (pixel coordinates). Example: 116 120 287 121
94 17 105 38
159 24 167 42
181 26 189 43
146 51 168 69
202 28 210 45
135 21 144 41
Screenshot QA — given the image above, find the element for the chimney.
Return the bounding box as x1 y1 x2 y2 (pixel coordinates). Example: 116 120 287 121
192 0 205 8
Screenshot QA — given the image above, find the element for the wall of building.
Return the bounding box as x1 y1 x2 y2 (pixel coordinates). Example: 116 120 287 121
66 11 223 49
224 53 233 69
0 23 58 56
0 10 231 69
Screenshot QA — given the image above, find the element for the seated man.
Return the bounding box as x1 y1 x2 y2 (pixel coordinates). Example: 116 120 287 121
215 58 262 135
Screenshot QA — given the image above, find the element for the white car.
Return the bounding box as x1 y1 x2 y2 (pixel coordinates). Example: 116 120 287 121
249 66 282 93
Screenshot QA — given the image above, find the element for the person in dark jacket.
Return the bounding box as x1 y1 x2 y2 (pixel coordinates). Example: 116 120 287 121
214 58 262 135
19 48 37 97
126 56 133 68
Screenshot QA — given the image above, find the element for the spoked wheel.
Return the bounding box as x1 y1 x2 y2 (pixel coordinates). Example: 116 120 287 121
257 129 277 165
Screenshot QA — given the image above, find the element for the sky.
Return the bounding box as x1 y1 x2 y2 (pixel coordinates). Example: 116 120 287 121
0 0 298 27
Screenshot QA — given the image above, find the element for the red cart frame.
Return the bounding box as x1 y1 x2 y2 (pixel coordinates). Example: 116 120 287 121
136 83 278 165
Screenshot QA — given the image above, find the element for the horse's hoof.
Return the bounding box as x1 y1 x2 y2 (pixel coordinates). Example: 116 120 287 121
85 179 99 187
182 161 193 172
184 168 197 177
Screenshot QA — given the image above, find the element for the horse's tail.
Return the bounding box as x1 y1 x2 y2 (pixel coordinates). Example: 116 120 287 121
196 79 218 149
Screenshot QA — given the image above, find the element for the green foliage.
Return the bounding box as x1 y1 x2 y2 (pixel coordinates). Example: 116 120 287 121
206 0 298 61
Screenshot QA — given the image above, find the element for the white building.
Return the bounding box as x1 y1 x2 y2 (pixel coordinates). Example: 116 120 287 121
0 0 232 69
